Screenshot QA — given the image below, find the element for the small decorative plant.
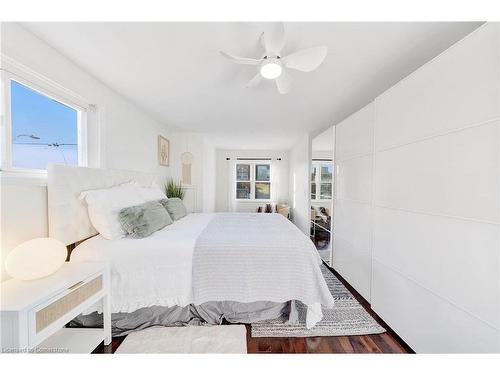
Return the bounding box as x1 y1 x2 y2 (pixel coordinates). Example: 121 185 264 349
165 179 185 200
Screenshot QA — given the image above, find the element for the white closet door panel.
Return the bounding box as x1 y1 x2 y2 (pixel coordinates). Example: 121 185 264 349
333 199 372 301
375 24 500 150
337 155 373 204
336 103 374 161
372 261 500 353
374 207 499 327
375 122 499 222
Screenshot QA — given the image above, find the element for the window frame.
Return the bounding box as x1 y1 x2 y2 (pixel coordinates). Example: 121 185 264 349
1 62 88 181
235 161 272 202
311 161 333 202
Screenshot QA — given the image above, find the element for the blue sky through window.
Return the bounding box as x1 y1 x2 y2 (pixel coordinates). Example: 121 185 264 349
11 80 78 169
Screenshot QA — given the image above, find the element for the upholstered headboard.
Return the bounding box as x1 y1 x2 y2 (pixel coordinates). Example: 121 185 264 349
47 164 157 245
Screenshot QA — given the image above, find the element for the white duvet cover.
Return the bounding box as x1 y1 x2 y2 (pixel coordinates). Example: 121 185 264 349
72 213 215 312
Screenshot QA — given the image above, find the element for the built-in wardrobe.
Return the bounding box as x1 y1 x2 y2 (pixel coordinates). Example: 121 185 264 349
333 22 500 353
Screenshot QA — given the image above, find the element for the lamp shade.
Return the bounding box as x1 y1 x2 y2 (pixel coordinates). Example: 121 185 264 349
5 238 67 280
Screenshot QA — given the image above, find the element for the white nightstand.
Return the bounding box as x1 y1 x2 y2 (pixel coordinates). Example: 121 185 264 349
1 262 111 353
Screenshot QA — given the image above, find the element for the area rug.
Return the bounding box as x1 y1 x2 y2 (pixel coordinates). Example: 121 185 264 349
317 248 331 264
251 264 385 337
115 325 247 353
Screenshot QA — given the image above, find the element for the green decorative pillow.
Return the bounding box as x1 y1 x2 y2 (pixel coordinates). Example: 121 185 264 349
118 201 173 238
159 198 187 221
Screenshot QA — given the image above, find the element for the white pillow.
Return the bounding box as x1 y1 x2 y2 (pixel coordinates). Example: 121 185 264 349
136 182 167 201
79 181 146 240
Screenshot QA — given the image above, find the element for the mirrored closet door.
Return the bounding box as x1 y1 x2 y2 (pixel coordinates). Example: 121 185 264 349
310 127 334 266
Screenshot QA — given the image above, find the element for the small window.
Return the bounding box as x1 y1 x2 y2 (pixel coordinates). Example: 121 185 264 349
255 164 270 181
311 162 333 201
255 164 270 200
320 165 332 182
236 164 250 181
320 182 332 200
236 181 251 199
235 162 272 200
2 73 87 175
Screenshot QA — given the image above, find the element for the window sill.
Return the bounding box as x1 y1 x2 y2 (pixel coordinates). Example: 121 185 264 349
0 169 48 186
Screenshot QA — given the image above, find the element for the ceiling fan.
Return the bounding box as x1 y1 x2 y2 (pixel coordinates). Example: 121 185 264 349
220 23 328 94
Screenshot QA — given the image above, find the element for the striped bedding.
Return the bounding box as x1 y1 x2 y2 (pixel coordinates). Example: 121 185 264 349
192 213 335 328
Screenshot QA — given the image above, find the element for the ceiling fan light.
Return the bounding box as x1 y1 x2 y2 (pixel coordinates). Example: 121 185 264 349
260 62 282 79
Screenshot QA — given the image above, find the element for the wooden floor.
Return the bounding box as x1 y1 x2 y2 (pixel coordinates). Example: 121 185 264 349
246 328 407 353
95 263 413 354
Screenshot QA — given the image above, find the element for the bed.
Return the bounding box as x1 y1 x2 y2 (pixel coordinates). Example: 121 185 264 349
48 164 334 336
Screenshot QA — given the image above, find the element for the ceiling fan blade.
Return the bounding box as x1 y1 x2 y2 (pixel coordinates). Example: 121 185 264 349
282 46 328 72
263 22 285 56
275 71 292 94
246 73 263 88
219 51 262 65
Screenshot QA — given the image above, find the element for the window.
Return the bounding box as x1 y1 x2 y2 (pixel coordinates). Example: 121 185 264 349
235 162 271 200
311 161 333 201
1 69 87 175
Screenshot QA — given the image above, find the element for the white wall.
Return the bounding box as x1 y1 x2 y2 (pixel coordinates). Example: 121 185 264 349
311 126 334 156
311 150 332 159
333 102 374 302
215 149 289 213
201 138 217 213
0 23 177 281
289 135 311 235
332 23 500 353
168 131 216 213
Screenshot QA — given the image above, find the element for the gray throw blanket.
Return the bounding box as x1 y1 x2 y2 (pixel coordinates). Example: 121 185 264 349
192 213 335 328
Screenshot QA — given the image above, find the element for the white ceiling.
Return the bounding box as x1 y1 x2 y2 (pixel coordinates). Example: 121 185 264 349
21 22 482 149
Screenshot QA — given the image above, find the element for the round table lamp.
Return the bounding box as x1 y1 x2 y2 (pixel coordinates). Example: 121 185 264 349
5 238 67 280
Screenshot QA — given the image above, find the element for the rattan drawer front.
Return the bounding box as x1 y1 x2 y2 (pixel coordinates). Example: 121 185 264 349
35 275 102 333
